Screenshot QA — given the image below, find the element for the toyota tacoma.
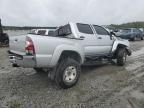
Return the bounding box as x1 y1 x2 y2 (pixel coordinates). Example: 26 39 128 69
9 22 132 89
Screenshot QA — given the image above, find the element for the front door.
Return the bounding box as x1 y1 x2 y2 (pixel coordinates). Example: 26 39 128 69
92 25 114 55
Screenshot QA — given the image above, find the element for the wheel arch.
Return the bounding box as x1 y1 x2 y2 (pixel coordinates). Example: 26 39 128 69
49 49 83 81
58 50 82 63
50 44 84 67
112 43 127 59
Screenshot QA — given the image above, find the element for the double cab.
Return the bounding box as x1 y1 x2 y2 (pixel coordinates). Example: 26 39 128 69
9 22 131 89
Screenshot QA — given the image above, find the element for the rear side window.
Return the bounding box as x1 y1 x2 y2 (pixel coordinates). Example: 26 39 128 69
37 30 46 35
93 25 109 35
55 24 71 37
77 23 93 34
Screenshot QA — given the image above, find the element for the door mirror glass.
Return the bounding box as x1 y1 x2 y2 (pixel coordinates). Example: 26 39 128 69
110 31 116 36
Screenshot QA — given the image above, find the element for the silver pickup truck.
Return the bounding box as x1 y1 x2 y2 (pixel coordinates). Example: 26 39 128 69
9 22 131 89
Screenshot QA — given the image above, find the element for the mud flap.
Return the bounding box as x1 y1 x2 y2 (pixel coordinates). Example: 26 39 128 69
48 66 57 81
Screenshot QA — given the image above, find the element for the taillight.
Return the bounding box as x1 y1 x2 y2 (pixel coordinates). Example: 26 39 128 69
25 37 35 55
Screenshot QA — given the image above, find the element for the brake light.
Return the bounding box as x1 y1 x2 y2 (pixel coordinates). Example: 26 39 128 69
25 37 35 55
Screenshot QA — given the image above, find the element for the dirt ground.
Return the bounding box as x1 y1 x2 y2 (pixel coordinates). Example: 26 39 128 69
0 40 144 108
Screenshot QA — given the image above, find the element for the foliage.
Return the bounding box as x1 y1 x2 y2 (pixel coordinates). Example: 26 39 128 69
10 101 21 108
3 26 57 30
111 21 144 29
2 21 144 30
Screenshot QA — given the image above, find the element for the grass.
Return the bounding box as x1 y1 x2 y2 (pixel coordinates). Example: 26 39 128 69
10 101 21 108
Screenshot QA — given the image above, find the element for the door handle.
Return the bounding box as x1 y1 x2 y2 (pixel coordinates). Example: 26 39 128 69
98 37 102 39
80 36 85 39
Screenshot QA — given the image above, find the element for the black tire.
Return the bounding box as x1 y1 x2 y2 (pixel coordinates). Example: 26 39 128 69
34 68 44 73
55 58 81 89
1 40 8 45
117 48 127 66
141 37 144 40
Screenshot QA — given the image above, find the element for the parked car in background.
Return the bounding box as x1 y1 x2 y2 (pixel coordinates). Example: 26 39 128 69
29 29 56 36
9 22 131 89
102 26 118 39
103 25 118 34
116 28 144 41
139 28 144 37
0 19 9 45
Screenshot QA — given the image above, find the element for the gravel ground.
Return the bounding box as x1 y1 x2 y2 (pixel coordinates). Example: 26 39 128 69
0 40 144 108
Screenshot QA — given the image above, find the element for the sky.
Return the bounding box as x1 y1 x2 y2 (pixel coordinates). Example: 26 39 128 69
0 0 144 26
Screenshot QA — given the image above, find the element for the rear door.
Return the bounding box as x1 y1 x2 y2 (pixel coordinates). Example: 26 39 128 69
76 23 99 56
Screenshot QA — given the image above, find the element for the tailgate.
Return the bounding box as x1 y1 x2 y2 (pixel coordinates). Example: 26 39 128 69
9 35 26 55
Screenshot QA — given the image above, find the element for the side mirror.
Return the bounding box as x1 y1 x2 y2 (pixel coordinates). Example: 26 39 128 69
109 32 116 40
110 31 116 36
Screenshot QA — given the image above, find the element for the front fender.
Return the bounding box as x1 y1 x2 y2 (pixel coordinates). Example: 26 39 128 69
112 39 130 52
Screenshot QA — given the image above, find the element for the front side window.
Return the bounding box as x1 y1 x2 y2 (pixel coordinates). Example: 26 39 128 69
93 25 109 35
77 23 93 34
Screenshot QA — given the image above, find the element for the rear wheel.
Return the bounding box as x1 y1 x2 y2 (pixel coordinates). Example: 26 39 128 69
117 48 127 66
141 37 144 40
55 58 81 89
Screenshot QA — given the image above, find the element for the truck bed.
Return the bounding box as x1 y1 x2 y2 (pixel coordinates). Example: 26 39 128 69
9 34 83 67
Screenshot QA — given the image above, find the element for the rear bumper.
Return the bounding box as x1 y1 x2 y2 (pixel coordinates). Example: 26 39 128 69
8 51 36 68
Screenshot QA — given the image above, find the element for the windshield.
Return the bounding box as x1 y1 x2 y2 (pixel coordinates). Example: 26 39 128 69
55 24 71 37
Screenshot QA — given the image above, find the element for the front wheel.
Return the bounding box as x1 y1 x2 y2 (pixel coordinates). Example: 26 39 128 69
117 48 127 66
55 58 81 89
4 40 9 45
141 37 144 40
